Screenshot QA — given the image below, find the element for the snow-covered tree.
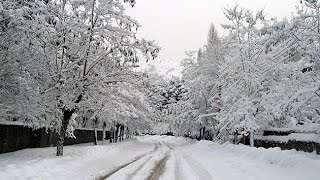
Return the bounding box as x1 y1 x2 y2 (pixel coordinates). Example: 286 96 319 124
0 0 159 156
260 0 320 126
174 2 320 142
214 6 271 135
171 24 225 139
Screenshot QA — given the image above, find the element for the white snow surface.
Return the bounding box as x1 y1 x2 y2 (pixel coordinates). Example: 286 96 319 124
0 135 319 180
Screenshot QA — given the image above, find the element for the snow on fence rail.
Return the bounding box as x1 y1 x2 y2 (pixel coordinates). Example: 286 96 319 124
0 122 110 154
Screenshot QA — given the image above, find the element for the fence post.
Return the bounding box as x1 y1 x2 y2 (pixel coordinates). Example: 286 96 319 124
234 130 238 144
250 130 254 147
93 127 98 145
102 122 106 145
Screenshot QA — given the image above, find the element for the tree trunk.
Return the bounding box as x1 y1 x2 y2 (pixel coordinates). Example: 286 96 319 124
119 125 122 142
93 116 98 146
120 126 122 141
199 126 205 140
122 125 125 141
113 127 116 143
114 124 120 143
57 108 74 156
126 127 130 139
110 127 114 143
117 124 122 142
114 124 117 143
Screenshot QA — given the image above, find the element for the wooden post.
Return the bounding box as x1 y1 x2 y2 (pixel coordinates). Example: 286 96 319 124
102 122 106 145
250 130 254 147
234 130 238 144
94 127 98 145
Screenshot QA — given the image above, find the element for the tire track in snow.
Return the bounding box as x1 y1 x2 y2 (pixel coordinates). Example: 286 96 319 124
127 142 169 180
125 156 153 179
160 150 189 180
146 153 169 180
125 142 166 180
173 153 185 180
96 140 212 180
168 151 212 180
182 154 212 180
163 142 174 150
95 142 160 180
99 141 170 180
145 141 174 180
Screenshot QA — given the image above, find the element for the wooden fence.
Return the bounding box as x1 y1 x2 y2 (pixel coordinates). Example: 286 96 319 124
0 123 110 154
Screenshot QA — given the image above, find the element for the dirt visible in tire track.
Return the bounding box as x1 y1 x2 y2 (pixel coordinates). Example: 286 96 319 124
146 154 169 180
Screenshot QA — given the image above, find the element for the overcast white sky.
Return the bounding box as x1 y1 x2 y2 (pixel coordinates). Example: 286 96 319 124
126 0 298 77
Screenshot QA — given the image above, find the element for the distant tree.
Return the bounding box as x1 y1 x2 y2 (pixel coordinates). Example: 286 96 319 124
170 24 225 139
207 23 220 47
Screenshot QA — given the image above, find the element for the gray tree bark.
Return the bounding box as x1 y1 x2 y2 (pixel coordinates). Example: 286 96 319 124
57 108 74 156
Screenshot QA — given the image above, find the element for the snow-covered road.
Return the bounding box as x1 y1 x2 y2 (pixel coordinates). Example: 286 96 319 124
0 135 320 180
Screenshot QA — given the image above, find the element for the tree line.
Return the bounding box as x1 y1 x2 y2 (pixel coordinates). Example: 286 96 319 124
167 1 320 141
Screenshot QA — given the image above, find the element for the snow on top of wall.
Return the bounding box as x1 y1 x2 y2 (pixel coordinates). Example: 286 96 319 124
0 120 25 126
256 133 320 143
267 123 320 134
76 127 103 131
0 120 102 131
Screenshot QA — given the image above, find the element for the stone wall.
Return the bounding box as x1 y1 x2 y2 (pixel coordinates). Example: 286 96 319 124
0 124 110 154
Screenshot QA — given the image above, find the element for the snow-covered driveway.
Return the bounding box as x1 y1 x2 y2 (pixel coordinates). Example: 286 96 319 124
0 136 319 180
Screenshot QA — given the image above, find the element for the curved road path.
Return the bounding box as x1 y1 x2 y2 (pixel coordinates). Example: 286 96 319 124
96 137 212 180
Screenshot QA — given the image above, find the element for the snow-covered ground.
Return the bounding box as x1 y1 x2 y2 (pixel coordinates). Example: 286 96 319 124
0 136 319 180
